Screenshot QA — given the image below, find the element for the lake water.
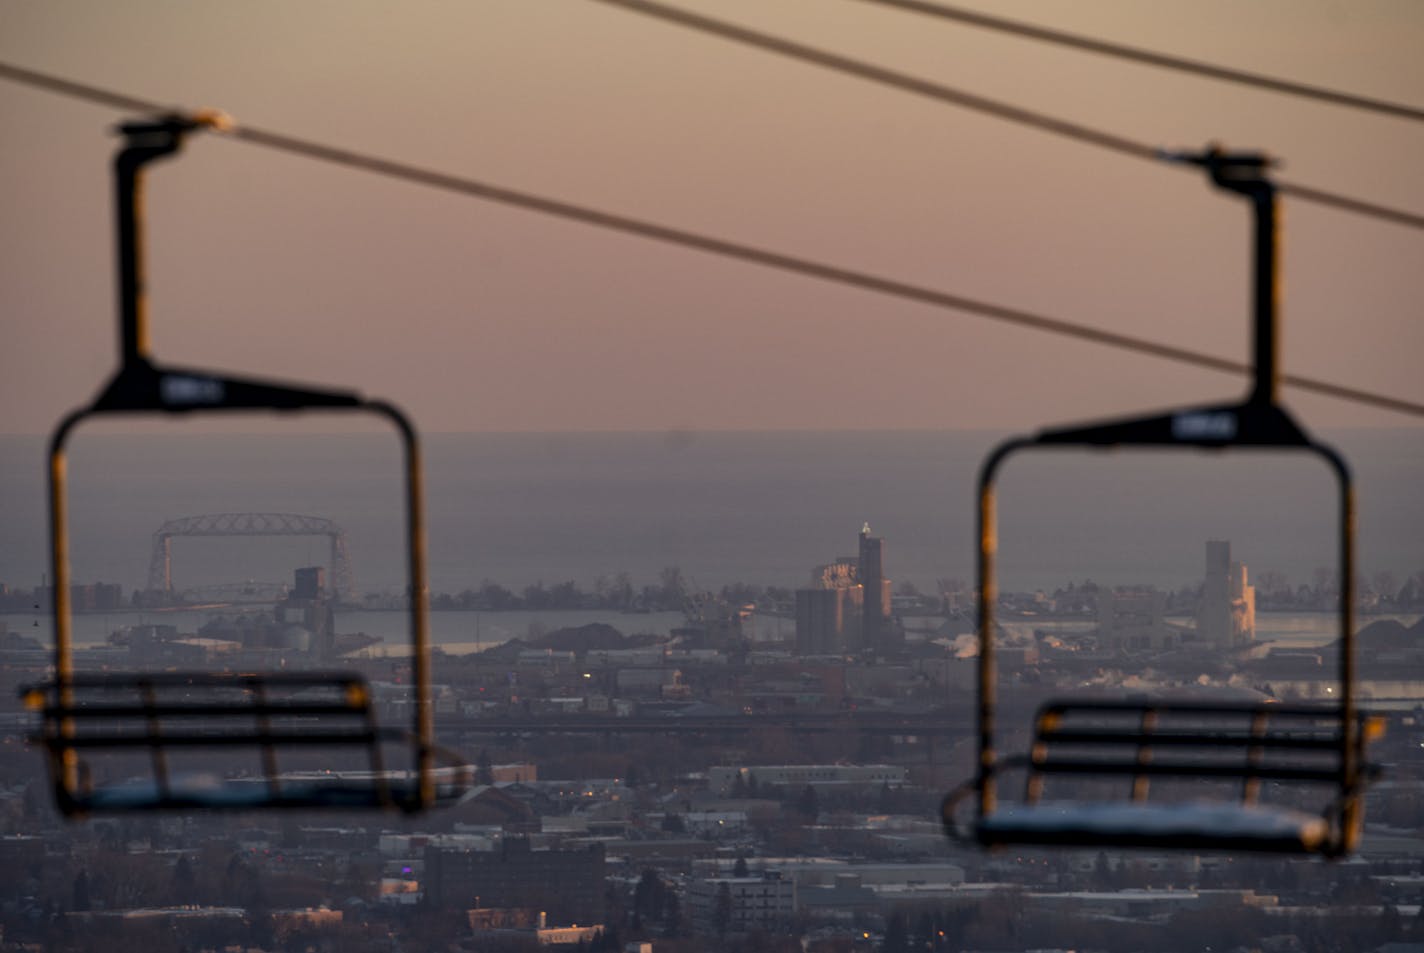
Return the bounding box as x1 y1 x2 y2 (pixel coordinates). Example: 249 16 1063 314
1 429 1420 601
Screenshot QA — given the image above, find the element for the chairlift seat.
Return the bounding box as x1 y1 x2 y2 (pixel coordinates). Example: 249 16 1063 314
33 112 471 817
24 671 469 815
944 147 1382 857
950 699 1381 855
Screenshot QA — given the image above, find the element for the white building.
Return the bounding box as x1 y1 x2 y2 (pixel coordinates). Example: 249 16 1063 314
686 874 796 934
708 764 907 795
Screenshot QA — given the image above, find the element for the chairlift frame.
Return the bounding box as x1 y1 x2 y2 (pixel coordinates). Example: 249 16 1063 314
942 148 1381 857
24 114 469 815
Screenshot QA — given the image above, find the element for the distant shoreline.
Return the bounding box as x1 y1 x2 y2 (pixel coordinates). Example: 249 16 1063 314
7 607 1420 619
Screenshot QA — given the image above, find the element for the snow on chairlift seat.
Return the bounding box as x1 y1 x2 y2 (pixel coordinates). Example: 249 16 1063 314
977 801 1330 853
77 773 401 812
76 767 472 813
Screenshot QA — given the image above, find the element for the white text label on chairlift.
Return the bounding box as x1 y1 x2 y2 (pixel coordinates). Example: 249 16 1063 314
1172 411 1237 440
160 375 225 406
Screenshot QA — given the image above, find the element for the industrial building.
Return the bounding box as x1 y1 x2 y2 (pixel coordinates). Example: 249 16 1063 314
1198 540 1256 648
794 523 894 655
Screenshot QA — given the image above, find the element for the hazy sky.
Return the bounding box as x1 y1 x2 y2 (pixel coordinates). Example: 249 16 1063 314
1 1 1420 434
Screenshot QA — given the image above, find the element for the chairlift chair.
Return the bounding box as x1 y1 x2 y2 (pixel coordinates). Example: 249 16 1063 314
22 113 472 815
941 148 1383 857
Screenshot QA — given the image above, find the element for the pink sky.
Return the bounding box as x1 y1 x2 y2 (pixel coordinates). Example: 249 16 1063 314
1 0 1420 433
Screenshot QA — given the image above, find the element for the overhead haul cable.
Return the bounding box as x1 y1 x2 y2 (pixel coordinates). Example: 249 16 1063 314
584 0 1424 232
855 0 1424 123
0 60 1420 419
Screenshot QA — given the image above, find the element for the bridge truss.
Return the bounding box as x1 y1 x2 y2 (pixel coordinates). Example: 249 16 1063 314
147 512 354 602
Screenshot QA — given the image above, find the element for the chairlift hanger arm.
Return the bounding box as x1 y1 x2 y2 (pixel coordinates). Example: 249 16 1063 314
1009 146 1305 452
1031 400 1309 450
85 360 364 415
115 113 230 367
956 147 1373 857
34 112 458 816
104 114 367 416
1165 145 1280 406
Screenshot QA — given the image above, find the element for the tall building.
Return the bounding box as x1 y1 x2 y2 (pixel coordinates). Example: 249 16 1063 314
858 523 891 651
1197 540 1256 648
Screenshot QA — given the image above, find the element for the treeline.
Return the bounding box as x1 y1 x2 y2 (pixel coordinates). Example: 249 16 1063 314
1014 569 1424 616
1252 568 1424 612
429 568 794 613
